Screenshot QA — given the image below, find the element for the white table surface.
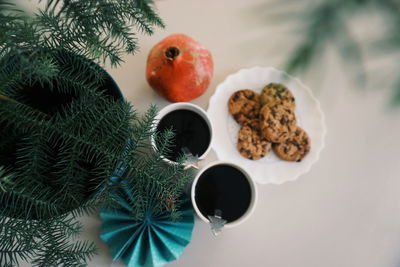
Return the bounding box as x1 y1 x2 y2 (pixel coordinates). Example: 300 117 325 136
19 0 400 266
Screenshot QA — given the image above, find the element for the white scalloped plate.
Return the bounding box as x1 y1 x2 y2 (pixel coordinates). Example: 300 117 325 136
208 67 326 184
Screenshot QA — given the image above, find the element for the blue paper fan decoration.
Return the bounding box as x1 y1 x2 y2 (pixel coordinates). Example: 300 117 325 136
100 187 195 267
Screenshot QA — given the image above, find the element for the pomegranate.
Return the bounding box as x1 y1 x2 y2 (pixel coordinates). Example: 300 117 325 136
146 34 213 102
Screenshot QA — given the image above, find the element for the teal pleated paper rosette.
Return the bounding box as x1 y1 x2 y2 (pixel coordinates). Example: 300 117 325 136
100 187 195 267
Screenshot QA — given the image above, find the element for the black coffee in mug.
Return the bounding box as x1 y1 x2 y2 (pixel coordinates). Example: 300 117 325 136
194 164 252 223
156 109 211 162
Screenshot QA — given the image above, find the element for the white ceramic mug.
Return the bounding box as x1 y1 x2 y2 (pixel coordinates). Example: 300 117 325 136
151 102 213 165
191 161 258 228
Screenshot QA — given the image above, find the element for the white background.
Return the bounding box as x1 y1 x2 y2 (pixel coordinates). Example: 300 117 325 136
19 0 400 266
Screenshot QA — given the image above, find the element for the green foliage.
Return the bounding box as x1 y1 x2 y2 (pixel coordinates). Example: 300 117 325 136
282 0 367 78
0 167 13 192
0 0 185 266
119 129 192 220
0 59 190 265
0 215 96 267
269 0 400 105
0 0 164 67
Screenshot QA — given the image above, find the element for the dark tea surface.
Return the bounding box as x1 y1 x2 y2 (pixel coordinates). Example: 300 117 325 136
194 164 252 223
156 109 211 162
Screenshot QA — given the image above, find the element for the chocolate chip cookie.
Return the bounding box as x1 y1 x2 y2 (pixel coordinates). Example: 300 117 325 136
260 83 295 110
259 104 297 143
228 90 260 125
273 127 310 162
237 122 271 160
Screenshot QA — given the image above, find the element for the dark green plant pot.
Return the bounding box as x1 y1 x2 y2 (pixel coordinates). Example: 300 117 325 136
0 52 123 220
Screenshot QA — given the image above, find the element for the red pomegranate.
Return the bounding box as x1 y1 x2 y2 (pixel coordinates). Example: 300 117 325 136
146 34 213 102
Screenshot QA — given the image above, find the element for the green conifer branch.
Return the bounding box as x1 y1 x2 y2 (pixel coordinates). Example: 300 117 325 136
271 0 400 104
0 1 192 266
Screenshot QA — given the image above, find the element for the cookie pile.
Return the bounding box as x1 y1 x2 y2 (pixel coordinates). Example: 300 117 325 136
228 83 311 162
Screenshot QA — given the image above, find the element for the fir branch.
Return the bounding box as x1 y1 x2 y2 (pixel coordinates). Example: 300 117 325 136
270 0 400 104
0 236 33 266
0 97 191 265
0 0 165 90
1 89 190 220
285 0 341 74
0 215 96 267
121 129 190 220
0 217 37 265
31 218 96 267
0 1 192 266
14 132 54 187
0 167 13 193
37 0 165 66
1 183 65 219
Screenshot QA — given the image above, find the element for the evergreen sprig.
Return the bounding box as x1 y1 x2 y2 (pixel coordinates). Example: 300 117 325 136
0 215 96 267
269 0 400 105
0 75 190 265
0 1 186 266
1 0 164 68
